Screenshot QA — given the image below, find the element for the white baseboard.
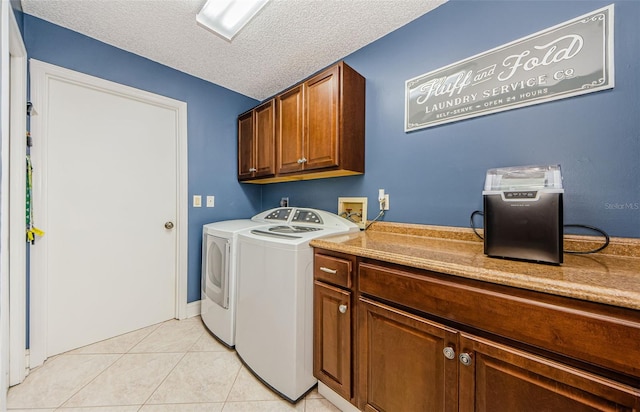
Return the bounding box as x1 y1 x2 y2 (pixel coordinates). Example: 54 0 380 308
318 382 359 412
186 300 201 319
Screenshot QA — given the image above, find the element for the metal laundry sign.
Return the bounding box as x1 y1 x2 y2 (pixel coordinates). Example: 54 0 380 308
405 4 614 132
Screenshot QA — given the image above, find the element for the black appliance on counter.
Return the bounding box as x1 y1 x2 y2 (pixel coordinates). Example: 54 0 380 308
483 165 564 264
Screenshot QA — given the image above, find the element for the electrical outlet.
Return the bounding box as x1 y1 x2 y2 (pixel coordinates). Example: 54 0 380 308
378 189 390 211
206 195 215 207
193 195 202 207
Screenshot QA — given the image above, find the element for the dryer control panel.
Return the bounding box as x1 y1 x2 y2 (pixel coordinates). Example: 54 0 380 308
263 208 292 221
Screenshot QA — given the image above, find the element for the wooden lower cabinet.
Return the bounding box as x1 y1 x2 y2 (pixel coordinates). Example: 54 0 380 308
357 298 640 412
458 333 640 411
314 281 352 400
357 297 458 412
312 251 640 411
313 251 358 405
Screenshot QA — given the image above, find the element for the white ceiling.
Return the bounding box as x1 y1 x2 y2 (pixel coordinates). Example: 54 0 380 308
20 0 447 100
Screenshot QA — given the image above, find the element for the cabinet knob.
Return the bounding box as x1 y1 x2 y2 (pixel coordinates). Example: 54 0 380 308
443 346 456 360
339 304 348 314
249 167 257 172
297 157 307 164
319 266 338 274
459 352 472 366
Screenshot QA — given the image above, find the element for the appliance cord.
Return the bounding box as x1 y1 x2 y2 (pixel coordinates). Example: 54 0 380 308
470 210 484 240
563 224 610 254
468 211 610 254
364 210 385 230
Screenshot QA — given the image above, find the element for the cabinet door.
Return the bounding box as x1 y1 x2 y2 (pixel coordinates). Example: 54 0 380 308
254 100 275 177
458 333 640 412
314 281 352 400
358 297 459 412
277 85 304 174
237 111 254 180
305 65 339 171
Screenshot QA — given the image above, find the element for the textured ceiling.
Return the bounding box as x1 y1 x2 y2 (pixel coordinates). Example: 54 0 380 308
21 0 447 100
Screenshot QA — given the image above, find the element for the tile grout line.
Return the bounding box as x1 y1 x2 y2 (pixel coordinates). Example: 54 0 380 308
133 319 201 407
57 319 176 410
56 352 126 409
139 350 190 407
222 356 245 408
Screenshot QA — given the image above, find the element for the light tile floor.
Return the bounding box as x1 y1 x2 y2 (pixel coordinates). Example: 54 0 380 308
7 317 340 411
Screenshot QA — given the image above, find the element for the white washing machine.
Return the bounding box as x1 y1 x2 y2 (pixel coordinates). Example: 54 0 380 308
200 219 268 347
234 207 359 402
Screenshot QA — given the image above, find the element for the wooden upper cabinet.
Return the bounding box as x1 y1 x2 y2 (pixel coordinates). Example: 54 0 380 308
239 61 365 183
304 65 339 171
276 85 304 174
237 111 255 180
254 100 276 177
237 100 275 181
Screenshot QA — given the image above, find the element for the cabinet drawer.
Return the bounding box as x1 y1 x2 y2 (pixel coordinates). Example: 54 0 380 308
359 261 640 379
315 253 352 288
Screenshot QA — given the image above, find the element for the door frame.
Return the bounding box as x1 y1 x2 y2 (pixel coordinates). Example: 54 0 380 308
28 59 189 368
1 0 28 396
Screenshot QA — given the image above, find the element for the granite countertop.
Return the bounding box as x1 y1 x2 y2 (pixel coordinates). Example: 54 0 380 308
310 222 640 311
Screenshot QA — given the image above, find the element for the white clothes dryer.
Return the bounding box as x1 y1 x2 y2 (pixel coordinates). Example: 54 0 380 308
235 208 359 402
200 219 268 347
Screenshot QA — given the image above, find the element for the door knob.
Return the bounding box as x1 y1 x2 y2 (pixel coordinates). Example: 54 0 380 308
164 221 174 229
443 346 456 360
459 352 472 366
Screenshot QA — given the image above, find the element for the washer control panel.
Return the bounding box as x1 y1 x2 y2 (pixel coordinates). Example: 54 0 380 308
292 209 323 224
252 207 358 232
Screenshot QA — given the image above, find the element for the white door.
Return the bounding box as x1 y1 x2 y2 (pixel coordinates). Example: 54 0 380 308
29 60 188 364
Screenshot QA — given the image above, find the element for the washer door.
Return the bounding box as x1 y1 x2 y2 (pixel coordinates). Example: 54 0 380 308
201 234 230 309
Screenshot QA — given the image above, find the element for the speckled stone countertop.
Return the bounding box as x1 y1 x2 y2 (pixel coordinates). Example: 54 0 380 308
310 222 640 311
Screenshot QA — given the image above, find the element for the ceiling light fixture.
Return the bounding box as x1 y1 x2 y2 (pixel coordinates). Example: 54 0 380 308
196 0 270 41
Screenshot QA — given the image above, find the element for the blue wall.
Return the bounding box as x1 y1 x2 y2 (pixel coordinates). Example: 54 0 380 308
262 0 640 238
22 14 262 303
18 0 640 310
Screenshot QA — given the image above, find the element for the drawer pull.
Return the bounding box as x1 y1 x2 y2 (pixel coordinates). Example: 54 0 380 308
320 266 338 274
459 353 472 366
443 346 456 360
339 304 348 314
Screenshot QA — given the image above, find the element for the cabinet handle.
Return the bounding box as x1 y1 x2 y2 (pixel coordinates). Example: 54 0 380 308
443 346 456 360
459 352 472 366
297 157 307 164
339 304 348 314
319 266 338 274
249 167 257 172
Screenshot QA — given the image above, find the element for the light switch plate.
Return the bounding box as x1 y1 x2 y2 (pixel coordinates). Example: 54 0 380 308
206 196 215 207
193 195 202 207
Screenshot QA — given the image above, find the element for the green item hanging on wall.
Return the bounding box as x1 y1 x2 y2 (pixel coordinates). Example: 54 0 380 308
26 153 44 243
